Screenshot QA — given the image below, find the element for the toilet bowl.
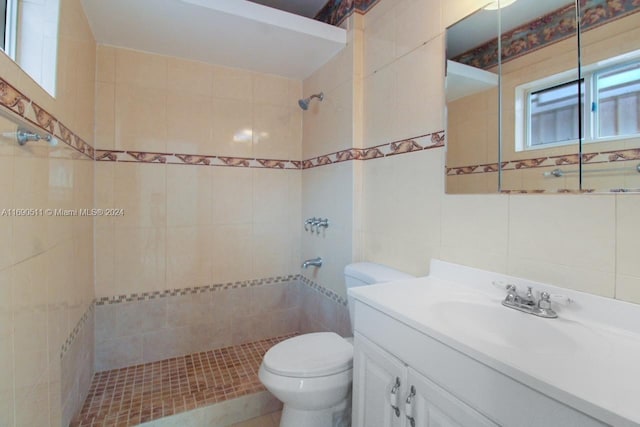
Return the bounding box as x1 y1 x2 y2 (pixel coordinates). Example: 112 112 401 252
259 263 414 427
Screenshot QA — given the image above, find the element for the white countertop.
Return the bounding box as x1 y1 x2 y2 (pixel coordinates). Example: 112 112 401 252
349 261 640 426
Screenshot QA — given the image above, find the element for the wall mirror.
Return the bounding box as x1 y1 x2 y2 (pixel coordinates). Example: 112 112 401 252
446 0 582 194
578 1 640 192
445 4 500 194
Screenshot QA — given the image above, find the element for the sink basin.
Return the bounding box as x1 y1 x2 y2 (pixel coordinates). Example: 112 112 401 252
429 301 580 355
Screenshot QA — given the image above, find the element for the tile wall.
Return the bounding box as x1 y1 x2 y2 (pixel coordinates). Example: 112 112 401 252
94 279 300 371
300 15 364 301
358 0 640 304
93 47 302 300
0 0 96 425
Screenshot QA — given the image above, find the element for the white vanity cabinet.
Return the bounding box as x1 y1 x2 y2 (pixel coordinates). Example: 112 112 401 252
353 333 497 427
351 300 608 427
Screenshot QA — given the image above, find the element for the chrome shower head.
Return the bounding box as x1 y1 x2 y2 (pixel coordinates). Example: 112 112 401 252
298 92 324 110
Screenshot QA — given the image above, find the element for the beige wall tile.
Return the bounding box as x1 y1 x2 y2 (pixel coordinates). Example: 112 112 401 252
212 167 253 225
363 65 396 146
0 268 13 427
252 169 295 224
95 82 116 150
253 224 297 279
211 224 254 283
115 48 167 89
441 194 509 273
507 195 616 296
364 5 396 76
114 83 167 152
166 226 214 289
167 57 213 97
114 162 166 228
617 195 640 279
211 98 253 157
96 44 115 83
212 65 253 101
166 165 212 227
0 1 96 425
253 104 297 159
254 73 291 107
616 275 640 305
166 93 213 155
395 0 441 57
114 227 166 293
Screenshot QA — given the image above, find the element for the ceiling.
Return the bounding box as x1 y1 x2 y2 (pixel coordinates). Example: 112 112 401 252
81 0 345 80
247 0 328 18
447 0 574 58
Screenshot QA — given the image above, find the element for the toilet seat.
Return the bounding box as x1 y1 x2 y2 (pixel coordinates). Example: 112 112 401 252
262 332 353 378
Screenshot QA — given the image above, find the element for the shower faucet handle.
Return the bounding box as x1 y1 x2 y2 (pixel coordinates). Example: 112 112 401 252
315 218 329 234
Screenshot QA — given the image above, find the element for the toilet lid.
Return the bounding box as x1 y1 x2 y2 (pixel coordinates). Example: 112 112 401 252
263 332 353 378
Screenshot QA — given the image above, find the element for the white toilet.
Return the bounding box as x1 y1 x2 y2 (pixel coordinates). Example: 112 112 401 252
259 262 414 427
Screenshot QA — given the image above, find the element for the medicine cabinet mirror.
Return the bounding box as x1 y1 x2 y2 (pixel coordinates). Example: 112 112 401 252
446 0 640 194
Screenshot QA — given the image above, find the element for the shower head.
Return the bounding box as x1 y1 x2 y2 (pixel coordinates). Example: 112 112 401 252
298 92 324 110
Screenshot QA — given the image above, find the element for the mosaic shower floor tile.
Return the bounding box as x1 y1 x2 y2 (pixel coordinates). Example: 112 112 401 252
71 335 294 427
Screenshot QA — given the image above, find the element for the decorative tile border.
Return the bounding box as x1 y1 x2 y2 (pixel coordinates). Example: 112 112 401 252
95 149 302 169
0 77 94 159
453 0 640 70
447 149 640 176
449 148 640 193
304 131 445 168
95 131 446 170
299 274 348 306
95 275 299 306
92 273 347 311
315 0 381 27
60 303 95 359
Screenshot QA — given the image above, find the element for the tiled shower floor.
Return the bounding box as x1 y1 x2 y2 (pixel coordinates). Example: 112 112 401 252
71 335 294 427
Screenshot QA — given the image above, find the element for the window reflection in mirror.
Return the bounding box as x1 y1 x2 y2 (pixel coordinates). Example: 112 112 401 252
1 0 59 96
579 1 640 192
499 0 581 193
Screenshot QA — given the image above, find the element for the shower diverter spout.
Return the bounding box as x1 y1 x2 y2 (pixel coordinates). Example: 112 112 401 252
301 257 323 269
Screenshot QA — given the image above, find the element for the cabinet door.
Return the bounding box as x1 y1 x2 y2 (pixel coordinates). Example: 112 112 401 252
352 333 407 427
406 367 499 427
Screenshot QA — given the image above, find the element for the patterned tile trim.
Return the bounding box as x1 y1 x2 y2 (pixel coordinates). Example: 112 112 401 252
453 0 640 70
315 0 381 27
95 149 303 169
0 77 95 159
95 131 445 170
304 131 446 169
447 149 640 176
95 275 299 306
60 302 95 360
299 275 348 307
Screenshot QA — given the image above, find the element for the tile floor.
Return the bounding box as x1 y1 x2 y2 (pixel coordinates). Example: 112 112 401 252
71 335 294 427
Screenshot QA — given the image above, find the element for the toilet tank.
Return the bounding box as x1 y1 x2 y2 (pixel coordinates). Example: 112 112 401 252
344 262 414 333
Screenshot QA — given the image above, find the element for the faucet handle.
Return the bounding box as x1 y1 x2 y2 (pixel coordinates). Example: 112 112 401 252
492 281 516 291
549 293 573 306
538 291 552 309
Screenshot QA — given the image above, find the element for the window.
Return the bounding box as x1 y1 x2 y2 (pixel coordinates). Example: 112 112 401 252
529 79 584 147
1 0 17 59
516 54 640 151
595 62 640 139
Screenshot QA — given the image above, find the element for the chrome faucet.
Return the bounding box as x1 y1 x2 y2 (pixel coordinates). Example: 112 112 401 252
499 283 567 318
301 257 323 269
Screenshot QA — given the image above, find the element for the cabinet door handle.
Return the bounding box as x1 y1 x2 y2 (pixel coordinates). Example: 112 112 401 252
390 377 401 417
405 385 416 427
